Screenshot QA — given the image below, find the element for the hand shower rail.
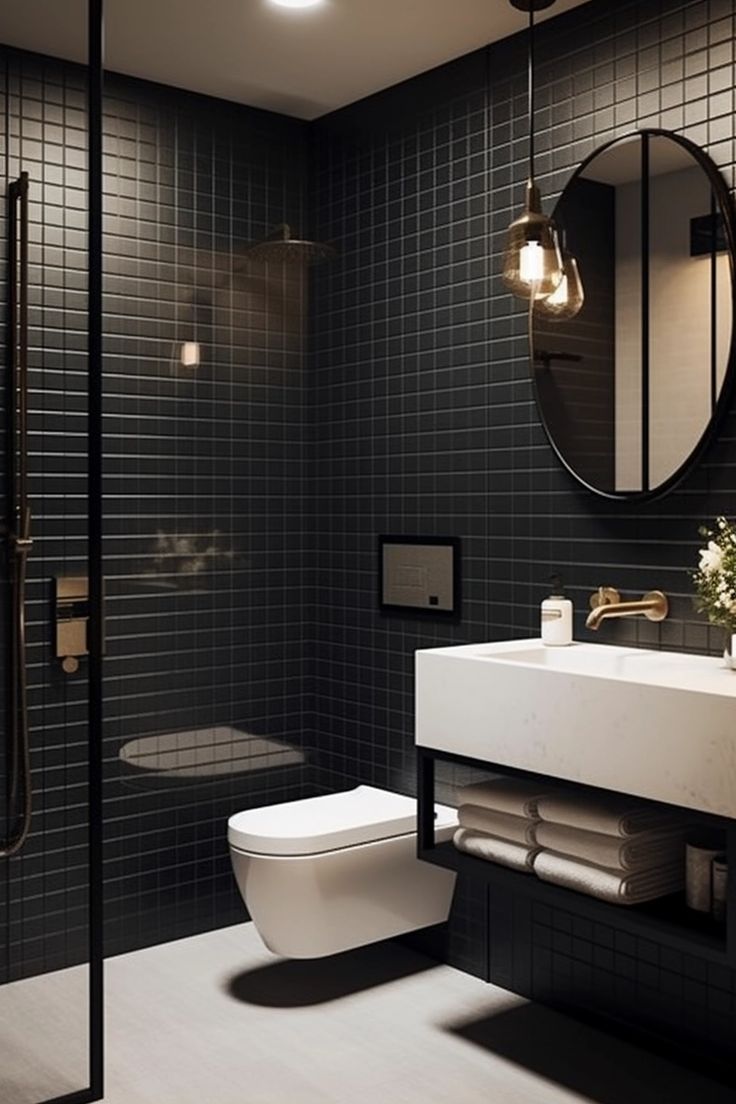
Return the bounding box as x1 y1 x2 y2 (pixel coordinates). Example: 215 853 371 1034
2 171 33 857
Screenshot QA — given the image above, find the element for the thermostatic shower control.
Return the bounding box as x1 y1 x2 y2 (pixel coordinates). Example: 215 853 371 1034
55 576 89 674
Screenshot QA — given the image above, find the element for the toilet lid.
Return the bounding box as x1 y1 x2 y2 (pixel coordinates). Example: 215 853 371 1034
228 785 456 856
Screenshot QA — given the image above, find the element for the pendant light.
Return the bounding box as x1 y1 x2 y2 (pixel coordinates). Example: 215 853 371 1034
534 229 585 321
502 0 562 301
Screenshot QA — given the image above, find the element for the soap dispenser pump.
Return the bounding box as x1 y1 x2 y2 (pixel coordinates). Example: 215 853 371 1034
541 574 573 646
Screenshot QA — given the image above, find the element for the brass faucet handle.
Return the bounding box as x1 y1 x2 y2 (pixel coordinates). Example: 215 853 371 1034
589 586 620 611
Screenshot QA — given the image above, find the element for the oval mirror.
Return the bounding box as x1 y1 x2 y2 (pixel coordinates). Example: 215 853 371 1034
531 130 736 499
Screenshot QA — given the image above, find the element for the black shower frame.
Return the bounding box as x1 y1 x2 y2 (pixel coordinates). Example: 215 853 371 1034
44 1 105 1101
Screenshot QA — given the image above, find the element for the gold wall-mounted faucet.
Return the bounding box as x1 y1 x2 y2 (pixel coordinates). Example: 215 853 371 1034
585 586 668 631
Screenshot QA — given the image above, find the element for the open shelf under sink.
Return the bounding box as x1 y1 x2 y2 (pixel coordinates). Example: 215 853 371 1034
423 839 728 962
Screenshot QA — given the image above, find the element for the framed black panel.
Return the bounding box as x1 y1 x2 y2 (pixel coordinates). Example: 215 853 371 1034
378 536 461 618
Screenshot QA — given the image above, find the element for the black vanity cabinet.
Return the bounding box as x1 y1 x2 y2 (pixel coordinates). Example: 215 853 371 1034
417 745 736 1080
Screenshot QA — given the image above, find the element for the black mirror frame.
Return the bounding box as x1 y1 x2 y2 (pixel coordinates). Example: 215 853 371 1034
530 128 736 502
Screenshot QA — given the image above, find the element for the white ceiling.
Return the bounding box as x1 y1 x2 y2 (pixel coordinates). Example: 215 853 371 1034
1 0 589 120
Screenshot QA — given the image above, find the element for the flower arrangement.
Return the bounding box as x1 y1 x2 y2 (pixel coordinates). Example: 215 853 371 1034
692 516 736 628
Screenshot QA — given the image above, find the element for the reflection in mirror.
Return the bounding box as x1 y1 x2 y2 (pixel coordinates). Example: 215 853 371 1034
532 131 734 499
646 136 731 490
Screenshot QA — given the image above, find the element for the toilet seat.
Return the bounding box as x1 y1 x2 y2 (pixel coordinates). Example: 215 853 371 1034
228 784 455 856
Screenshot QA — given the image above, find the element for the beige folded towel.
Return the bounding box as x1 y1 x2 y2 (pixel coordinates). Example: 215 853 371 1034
535 822 686 872
533 850 684 905
458 778 550 819
457 804 538 845
536 792 684 838
453 827 539 872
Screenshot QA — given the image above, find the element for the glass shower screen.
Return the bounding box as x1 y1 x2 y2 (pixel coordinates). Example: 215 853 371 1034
0 2 103 1102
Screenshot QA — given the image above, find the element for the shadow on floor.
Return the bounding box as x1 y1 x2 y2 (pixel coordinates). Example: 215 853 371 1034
446 1002 734 1104
225 940 437 1007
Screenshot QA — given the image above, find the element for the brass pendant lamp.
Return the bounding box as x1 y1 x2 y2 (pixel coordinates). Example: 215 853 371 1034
502 0 563 300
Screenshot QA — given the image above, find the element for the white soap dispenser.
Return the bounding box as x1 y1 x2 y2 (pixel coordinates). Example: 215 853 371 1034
541 575 573 646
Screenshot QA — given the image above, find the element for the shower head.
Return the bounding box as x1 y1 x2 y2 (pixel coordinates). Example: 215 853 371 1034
245 223 336 265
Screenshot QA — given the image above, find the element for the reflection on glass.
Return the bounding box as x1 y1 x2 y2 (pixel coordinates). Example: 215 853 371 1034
647 136 732 489
119 727 305 784
145 529 235 590
534 236 585 322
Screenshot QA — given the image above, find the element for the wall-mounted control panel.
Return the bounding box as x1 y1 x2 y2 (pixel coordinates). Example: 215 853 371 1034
379 536 460 616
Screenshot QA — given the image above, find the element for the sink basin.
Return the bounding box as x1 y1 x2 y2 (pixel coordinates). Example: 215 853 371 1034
415 638 736 818
476 640 730 687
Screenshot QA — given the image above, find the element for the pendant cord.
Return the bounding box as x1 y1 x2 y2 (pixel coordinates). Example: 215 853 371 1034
528 5 535 184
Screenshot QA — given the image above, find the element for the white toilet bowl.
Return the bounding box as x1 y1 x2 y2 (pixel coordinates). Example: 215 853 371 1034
228 785 457 958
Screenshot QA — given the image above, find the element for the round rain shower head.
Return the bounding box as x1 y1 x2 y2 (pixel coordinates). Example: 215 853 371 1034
246 223 336 265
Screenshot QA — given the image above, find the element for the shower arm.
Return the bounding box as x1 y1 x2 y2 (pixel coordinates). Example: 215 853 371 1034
1 171 33 858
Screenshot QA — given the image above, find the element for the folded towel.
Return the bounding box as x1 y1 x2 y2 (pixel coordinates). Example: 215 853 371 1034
535 822 686 872
453 827 539 872
457 778 550 819
458 804 538 845
536 792 685 838
533 850 684 905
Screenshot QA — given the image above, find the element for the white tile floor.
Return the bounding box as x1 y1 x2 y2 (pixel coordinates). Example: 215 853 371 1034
1 923 733 1103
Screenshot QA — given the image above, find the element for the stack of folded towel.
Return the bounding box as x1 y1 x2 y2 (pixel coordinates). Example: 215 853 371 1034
533 791 687 906
453 778 548 873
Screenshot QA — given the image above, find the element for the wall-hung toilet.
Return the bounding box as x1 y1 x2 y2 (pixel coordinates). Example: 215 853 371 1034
228 785 457 958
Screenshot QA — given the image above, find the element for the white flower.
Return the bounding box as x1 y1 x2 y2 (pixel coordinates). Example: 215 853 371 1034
699 540 723 574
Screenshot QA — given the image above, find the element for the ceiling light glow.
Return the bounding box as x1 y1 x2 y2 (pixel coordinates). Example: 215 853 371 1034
269 0 324 9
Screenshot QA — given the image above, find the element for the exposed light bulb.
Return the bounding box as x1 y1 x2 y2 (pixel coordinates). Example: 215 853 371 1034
520 241 544 284
502 184 563 300
502 2 564 303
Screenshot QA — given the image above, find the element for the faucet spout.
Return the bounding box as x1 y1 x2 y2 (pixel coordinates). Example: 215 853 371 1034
585 588 668 631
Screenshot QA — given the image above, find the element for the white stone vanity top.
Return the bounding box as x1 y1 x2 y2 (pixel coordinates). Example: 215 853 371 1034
429 638 736 695
415 638 736 819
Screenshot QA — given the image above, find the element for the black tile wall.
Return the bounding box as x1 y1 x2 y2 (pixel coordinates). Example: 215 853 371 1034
309 0 736 1063
2 0 736 1068
99 72 315 959
529 897 736 1068
1 48 92 983
0 48 317 978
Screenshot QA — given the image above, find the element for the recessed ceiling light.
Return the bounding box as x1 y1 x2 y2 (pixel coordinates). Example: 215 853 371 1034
269 0 324 8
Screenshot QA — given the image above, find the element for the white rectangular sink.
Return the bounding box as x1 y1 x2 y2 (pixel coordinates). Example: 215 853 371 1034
415 639 736 818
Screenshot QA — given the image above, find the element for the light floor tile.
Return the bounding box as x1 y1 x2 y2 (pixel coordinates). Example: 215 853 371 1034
1 922 732 1104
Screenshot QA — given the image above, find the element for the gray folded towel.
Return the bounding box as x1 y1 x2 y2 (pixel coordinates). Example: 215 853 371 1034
536 792 685 838
453 827 539 872
457 778 550 819
535 822 686 872
457 804 538 845
533 850 684 905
